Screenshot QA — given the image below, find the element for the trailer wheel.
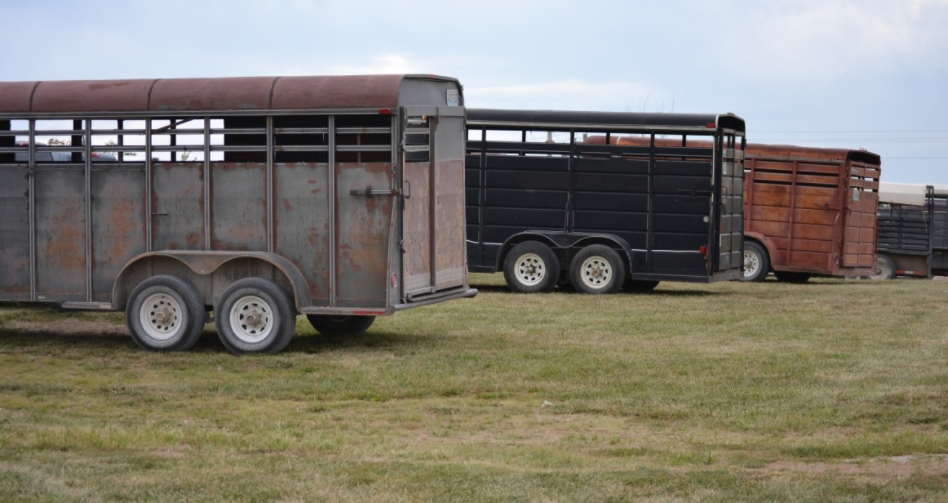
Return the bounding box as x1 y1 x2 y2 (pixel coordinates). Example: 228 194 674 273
870 255 896 280
503 241 560 293
215 278 295 355
742 241 770 282
306 315 375 335
624 280 660 292
570 245 626 294
774 271 811 283
126 275 205 352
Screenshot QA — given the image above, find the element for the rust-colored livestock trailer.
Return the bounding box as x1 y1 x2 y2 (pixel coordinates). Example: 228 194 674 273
742 144 880 282
0 75 475 353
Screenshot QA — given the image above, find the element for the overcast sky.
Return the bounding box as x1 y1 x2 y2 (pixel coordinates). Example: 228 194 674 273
2 0 947 183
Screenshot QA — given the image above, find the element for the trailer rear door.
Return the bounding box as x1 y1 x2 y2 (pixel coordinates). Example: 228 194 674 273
715 134 744 272
401 108 467 300
840 163 880 268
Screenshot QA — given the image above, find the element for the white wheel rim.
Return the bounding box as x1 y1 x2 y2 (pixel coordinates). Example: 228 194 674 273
744 250 760 277
514 253 546 286
229 295 274 344
874 259 890 278
139 292 185 341
579 256 613 290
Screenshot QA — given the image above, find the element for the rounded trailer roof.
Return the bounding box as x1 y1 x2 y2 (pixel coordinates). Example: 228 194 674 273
0 74 461 115
466 108 745 132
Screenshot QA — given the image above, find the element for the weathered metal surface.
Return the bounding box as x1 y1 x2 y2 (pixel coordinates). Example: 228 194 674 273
0 75 462 115
434 159 466 288
433 116 467 289
335 162 395 308
0 165 31 299
35 168 86 300
743 144 881 277
150 78 275 111
151 163 205 252
0 82 39 113
402 161 432 293
91 165 147 301
274 162 331 303
210 162 267 251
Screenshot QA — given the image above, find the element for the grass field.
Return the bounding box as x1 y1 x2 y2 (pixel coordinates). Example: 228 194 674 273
1 274 947 502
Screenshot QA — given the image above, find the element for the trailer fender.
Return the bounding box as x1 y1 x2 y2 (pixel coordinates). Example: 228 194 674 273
496 232 635 274
111 251 313 310
743 232 778 268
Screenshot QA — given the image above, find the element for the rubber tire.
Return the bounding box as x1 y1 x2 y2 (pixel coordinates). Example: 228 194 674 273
215 277 296 355
774 271 811 283
624 280 660 292
503 241 560 293
306 315 375 335
126 275 205 352
742 241 770 282
570 245 626 294
871 254 896 280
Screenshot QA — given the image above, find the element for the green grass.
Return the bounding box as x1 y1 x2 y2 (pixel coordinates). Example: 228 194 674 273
1 275 948 502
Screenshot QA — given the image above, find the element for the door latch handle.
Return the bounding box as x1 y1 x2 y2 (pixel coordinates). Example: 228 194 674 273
350 186 400 196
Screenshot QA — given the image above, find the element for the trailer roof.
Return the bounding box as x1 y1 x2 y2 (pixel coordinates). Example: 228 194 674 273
745 143 881 165
0 74 460 114
467 108 745 132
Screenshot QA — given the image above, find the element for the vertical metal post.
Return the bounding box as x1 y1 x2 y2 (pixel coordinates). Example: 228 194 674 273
204 117 211 250
28 119 36 301
145 120 153 252
84 119 93 302
328 115 337 306
118 119 124 163
646 133 655 270
428 115 438 289
266 116 274 253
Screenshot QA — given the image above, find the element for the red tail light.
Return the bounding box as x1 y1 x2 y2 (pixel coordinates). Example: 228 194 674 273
378 108 392 115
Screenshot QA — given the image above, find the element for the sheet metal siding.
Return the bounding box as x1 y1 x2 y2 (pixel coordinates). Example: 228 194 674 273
274 162 331 302
210 163 268 251
0 165 31 299
152 163 205 251
91 166 147 301
34 168 86 300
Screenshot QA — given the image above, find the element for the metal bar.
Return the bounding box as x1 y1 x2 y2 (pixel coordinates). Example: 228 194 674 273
28 119 36 301
204 117 211 250
328 115 337 307
170 119 177 162
145 120 152 252
2 108 399 120
84 119 93 302
466 121 716 134
88 128 147 135
647 133 656 270
429 116 438 289
336 145 390 153
566 131 575 232
208 145 269 153
117 120 124 163
209 128 267 135
266 116 274 253
336 127 391 134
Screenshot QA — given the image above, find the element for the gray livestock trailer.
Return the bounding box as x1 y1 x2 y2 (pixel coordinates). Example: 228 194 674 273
0 74 475 354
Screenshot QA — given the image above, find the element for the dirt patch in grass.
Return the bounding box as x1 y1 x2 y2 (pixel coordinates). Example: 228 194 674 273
762 454 948 479
10 319 127 336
